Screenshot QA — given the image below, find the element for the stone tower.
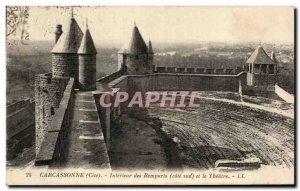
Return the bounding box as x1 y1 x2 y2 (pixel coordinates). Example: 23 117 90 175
51 16 83 81
118 24 153 75
78 24 97 91
35 15 83 154
246 46 277 86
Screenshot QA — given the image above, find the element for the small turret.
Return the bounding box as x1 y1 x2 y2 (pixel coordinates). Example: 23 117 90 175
51 13 83 81
78 20 97 91
246 45 277 86
118 23 153 74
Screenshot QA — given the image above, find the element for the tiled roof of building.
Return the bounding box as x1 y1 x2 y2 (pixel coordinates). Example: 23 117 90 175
119 25 148 54
246 46 276 65
51 18 83 53
78 28 97 54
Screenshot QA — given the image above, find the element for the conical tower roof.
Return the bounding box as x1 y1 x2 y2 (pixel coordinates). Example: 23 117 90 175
148 40 154 54
119 25 148 54
78 28 97 54
51 18 83 53
246 46 276 65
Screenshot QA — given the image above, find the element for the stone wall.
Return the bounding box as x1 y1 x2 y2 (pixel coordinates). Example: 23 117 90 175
35 78 75 166
247 73 276 86
126 73 244 93
34 73 69 154
124 54 152 75
95 72 246 147
96 69 125 83
95 76 128 142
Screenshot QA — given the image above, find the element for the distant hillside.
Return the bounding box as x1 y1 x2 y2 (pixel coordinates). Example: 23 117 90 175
6 40 294 103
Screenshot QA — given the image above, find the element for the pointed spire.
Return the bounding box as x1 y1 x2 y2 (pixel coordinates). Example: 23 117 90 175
246 45 276 65
51 17 83 53
86 18 88 28
78 27 97 55
148 40 153 54
119 24 147 54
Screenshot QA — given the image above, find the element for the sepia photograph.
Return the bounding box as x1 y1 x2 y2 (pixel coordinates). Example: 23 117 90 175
5 6 295 185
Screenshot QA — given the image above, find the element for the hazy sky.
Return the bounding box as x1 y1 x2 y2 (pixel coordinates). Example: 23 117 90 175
8 6 294 47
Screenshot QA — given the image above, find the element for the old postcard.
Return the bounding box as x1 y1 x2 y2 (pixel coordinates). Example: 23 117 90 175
6 6 295 185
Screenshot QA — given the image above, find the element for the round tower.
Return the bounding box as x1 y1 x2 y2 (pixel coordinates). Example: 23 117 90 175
78 24 97 91
118 24 153 75
51 16 83 81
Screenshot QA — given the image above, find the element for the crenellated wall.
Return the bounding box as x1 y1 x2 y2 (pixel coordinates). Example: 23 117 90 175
35 78 75 166
124 73 245 93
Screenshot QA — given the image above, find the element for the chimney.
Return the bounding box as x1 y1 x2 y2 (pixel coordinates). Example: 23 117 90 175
55 24 63 43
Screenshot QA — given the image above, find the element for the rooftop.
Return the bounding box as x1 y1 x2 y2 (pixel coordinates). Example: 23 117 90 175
246 46 276 65
51 18 83 53
119 25 148 54
78 28 97 54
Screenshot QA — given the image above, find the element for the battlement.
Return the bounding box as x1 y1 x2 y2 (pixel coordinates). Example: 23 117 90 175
101 72 247 93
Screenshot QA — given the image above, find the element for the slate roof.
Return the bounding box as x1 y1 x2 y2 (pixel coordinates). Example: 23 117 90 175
246 46 276 65
119 25 148 54
78 28 97 54
51 18 83 53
